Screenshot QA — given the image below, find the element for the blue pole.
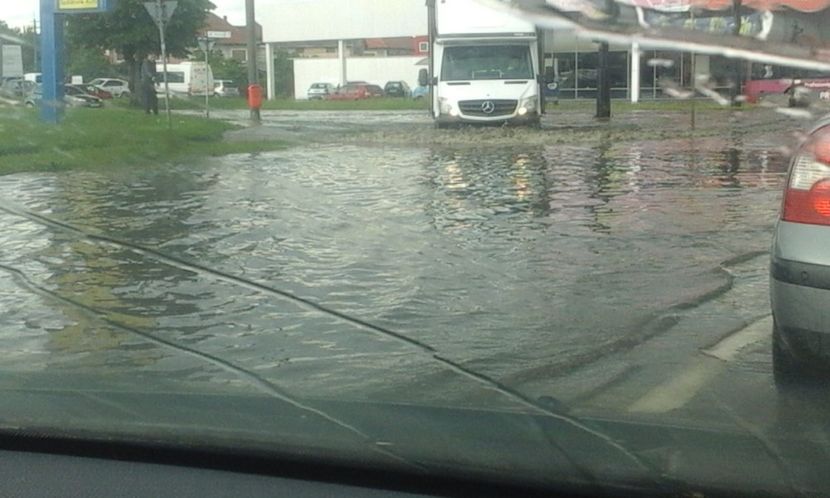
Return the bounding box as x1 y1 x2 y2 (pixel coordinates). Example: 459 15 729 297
39 0 64 124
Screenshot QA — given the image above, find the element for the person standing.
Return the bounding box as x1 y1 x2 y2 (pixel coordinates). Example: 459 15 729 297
140 54 159 115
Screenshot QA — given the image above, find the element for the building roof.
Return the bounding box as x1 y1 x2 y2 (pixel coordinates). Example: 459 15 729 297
199 12 262 46
0 32 27 45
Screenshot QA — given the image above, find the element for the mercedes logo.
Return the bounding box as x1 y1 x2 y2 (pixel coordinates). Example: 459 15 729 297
480 101 496 114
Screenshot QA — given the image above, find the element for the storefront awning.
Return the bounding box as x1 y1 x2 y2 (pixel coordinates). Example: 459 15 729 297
621 0 830 11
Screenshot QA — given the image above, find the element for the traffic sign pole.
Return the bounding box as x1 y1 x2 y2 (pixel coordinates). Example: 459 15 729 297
198 37 216 119
144 1 177 129
158 0 171 129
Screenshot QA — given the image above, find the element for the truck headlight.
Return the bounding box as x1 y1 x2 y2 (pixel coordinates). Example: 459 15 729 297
518 97 537 115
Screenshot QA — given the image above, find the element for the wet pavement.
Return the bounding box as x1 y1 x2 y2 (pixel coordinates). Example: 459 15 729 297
0 107 823 430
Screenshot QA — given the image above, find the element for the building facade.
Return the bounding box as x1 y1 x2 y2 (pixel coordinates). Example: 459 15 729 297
256 0 830 100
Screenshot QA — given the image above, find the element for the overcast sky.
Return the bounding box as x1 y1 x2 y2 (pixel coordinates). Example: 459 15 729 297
1 0 247 30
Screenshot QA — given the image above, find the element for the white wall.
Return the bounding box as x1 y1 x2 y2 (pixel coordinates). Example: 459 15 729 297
259 0 426 43
293 56 424 99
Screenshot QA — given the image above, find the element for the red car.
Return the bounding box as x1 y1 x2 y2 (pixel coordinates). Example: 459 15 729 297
326 83 384 100
68 84 113 100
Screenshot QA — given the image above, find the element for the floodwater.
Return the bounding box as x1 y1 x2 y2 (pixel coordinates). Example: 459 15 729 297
0 112 796 407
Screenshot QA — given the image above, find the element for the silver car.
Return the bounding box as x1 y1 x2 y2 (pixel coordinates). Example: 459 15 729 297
89 78 131 98
771 115 830 382
307 82 334 100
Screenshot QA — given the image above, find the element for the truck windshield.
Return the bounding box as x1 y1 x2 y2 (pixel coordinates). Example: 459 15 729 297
441 45 532 81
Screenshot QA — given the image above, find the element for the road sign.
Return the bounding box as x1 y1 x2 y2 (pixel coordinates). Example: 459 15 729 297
206 31 232 39
1 45 24 79
143 1 177 27
197 38 217 51
56 0 111 13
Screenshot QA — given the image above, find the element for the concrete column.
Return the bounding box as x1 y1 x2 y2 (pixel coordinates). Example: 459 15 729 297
694 54 710 80
630 42 640 103
265 42 274 100
40 0 64 123
338 39 347 86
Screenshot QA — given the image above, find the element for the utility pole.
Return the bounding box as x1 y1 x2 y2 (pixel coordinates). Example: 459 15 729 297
731 0 742 107
246 0 260 124
156 0 172 128
144 1 177 128
32 17 39 72
596 42 611 119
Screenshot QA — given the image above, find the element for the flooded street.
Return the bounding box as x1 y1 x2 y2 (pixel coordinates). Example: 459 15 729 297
0 108 800 409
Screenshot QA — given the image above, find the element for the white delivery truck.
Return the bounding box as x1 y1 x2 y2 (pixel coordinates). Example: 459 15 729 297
420 0 545 127
156 61 214 97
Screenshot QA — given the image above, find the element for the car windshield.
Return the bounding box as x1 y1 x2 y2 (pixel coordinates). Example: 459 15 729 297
7 0 830 496
442 45 533 81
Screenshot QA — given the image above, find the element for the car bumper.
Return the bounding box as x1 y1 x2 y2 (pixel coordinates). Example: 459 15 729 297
437 110 540 126
770 220 830 365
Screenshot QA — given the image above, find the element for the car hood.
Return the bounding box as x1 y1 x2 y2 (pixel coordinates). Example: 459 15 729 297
0 371 817 497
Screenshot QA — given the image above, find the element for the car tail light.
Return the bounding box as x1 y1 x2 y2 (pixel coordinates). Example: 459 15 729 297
782 127 830 225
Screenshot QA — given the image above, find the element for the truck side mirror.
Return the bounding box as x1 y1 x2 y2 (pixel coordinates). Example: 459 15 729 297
418 68 429 87
544 67 556 84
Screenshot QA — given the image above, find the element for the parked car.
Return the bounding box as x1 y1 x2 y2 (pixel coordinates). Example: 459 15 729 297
327 83 369 100
22 85 41 108
771 114 830 383
156 62 214 96
307 82 334 100
0 78 36 99
213 79 239 97
89 78 131 98
366 84 384 98
64 85 104 107
384 80 411 98
79 84 113 100
24 84 103 108
411 85 428 99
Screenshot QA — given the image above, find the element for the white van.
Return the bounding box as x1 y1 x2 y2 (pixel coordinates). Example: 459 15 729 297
24 73 42 84
155 61 214 97
425 0 543 127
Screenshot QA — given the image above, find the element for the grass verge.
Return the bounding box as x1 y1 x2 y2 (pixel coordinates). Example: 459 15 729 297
0 106 289 176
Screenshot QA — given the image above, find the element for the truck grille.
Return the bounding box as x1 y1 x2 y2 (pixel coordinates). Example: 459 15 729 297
458 99 518 117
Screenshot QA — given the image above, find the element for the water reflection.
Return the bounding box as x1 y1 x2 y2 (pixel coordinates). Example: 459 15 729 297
0 135 793 401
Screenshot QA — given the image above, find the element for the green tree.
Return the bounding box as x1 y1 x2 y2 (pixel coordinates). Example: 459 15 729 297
67 45 117 82
66 0 213 105
18 26 39 73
